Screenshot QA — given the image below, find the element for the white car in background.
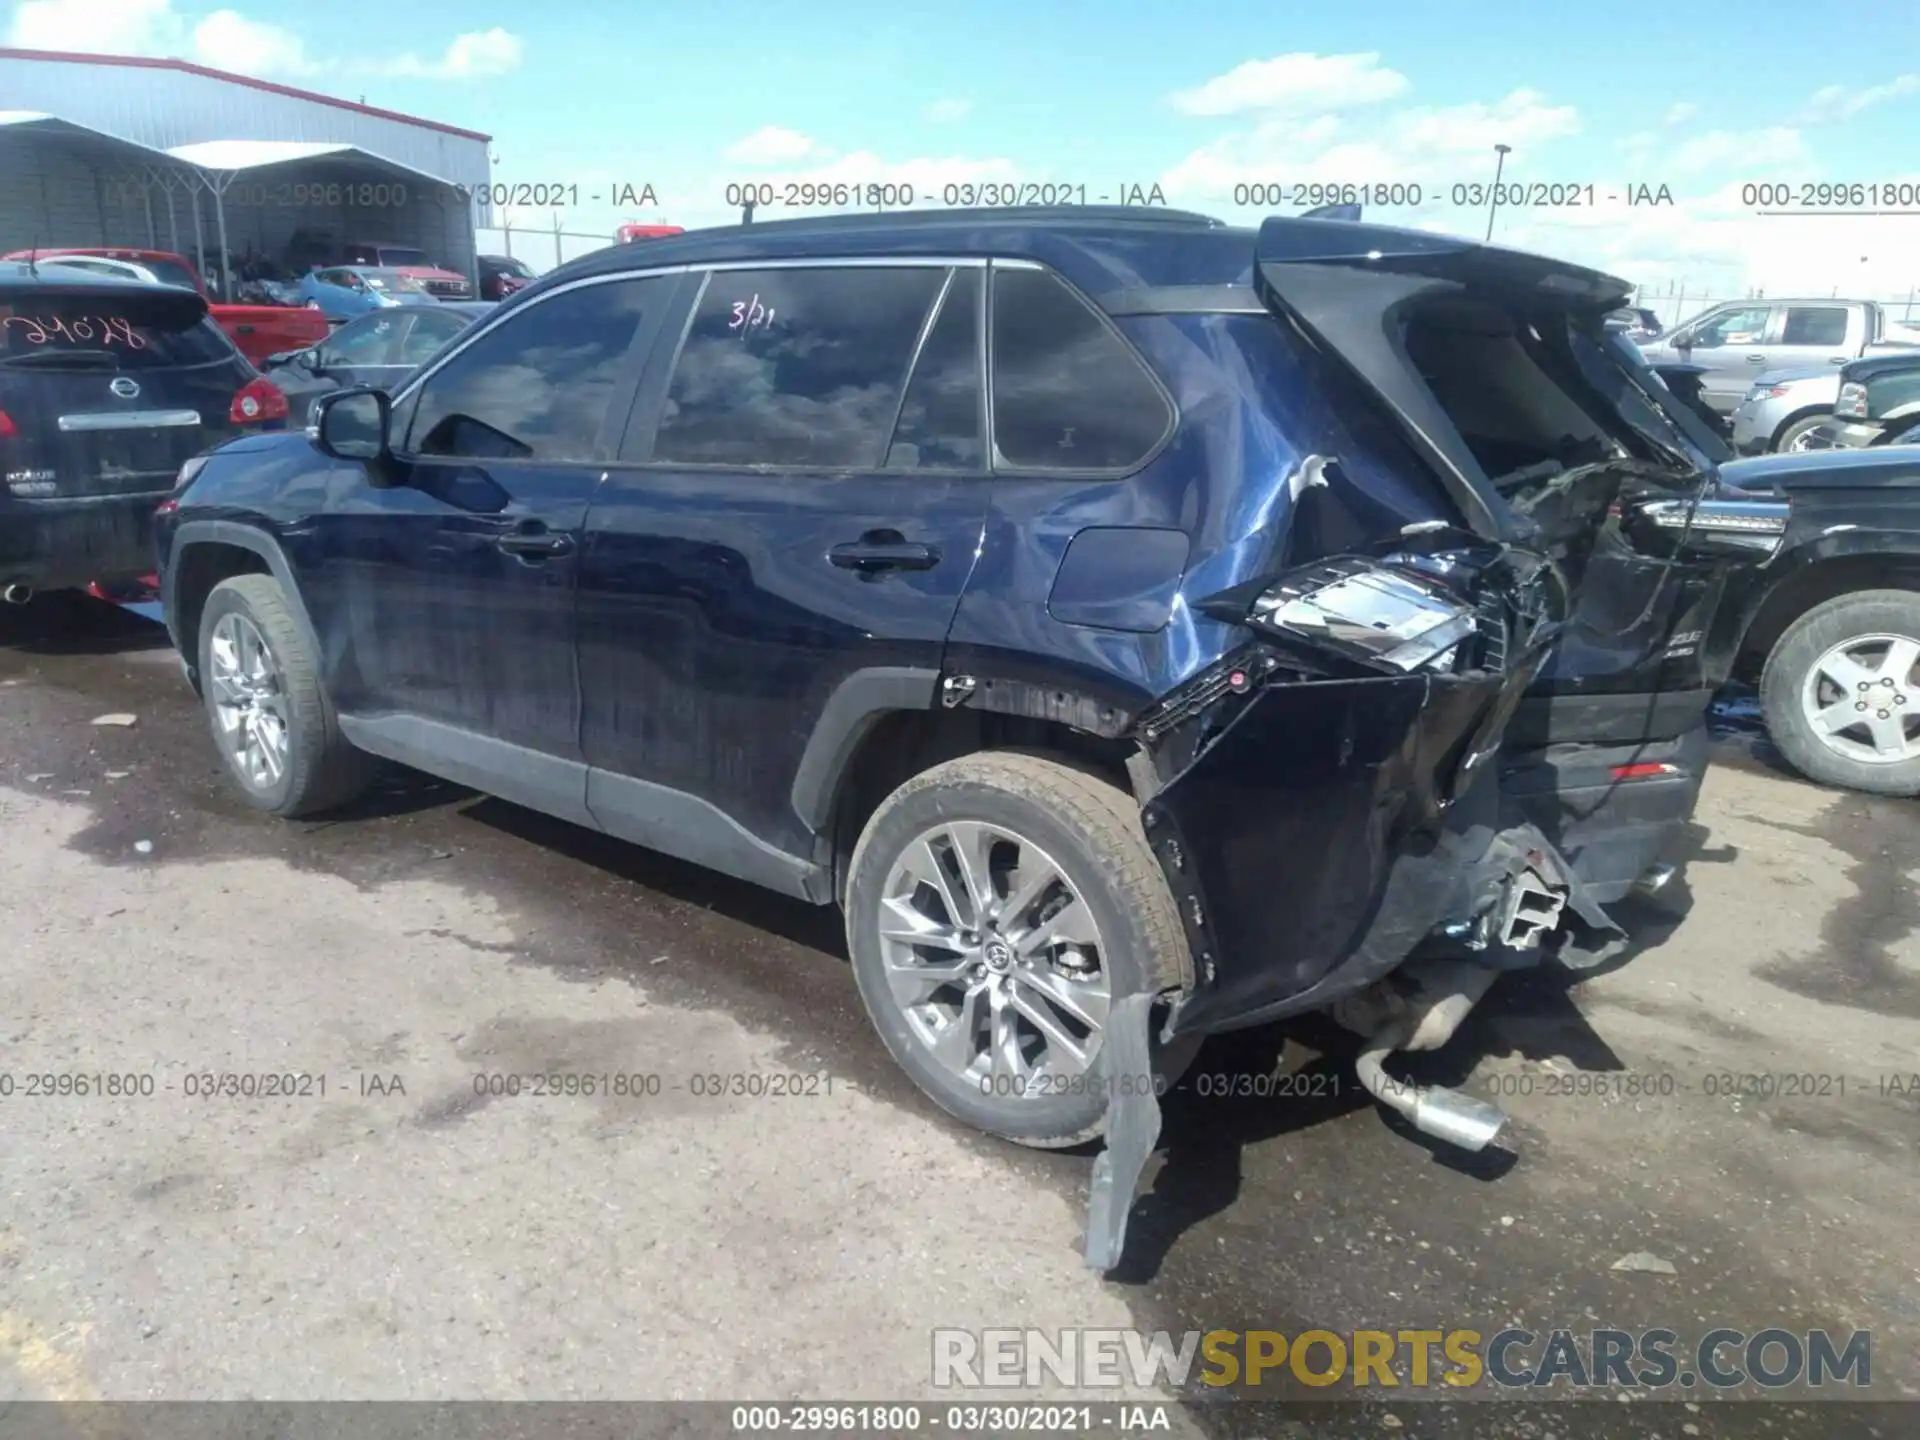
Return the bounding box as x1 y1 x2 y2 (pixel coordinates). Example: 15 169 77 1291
31 255 175 287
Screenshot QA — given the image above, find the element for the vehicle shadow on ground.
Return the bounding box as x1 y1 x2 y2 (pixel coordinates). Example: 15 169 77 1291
0 591 172 656
447 771 1740 1286
459 795 850 956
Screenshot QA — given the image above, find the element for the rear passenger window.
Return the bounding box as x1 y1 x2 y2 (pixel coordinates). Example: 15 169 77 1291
406 276 658 462
989 266 1172 472
886 268 983 469
652 266 946 468
1783 307 1848 347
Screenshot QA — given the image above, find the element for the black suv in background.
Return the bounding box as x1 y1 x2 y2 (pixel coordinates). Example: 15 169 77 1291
1 263 287 598
156 209 1765 1267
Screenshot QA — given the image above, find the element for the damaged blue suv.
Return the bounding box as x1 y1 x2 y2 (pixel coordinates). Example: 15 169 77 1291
155 208 1779 1267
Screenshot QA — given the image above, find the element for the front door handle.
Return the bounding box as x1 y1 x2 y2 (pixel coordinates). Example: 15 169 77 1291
495 528 574 559
828 538 940 573
1746 353 1766 363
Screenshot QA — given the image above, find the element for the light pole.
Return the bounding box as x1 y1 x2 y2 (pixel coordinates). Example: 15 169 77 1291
1486 143 1511 242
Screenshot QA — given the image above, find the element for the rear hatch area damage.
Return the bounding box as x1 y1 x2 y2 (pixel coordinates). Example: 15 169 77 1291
1082 215 1769 1271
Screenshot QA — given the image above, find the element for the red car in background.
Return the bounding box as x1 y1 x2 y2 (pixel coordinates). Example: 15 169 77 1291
616 224 684 243
1 247 329 367
337 242 474 300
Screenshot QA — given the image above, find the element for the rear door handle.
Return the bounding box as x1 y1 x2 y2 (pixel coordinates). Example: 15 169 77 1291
1746 353 1766 362
829 539 940 573
495 529 574 559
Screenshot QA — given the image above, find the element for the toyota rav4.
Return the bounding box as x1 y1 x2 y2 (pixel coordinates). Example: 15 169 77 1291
154 208 1775 1267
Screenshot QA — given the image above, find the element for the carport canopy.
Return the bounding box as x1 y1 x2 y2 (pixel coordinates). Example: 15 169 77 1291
162 141 477 298
0 118 478 298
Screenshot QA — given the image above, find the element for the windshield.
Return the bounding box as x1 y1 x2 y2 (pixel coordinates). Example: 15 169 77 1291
362 270 426 293
377 248 432 268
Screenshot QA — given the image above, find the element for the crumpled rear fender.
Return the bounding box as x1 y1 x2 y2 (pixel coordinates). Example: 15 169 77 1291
1143 663 1615 1037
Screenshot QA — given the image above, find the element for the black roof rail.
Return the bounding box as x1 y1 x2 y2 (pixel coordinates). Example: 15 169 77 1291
675 205 1227 241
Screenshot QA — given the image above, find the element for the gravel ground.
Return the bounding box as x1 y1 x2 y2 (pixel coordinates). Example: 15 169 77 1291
0 596 1915 1438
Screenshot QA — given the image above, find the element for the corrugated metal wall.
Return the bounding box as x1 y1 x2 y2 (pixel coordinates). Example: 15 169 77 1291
0 55 490 191
0 132 160 252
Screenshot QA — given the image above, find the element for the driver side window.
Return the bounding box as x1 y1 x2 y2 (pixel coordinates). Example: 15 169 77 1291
1691 305 1773 349
403 276 662 463
320 317 398 368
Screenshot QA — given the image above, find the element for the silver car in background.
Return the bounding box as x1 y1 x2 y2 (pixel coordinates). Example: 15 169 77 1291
1728 368 1841 454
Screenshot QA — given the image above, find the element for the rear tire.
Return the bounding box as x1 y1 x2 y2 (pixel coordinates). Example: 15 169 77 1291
844 750 1199 1149
1761 589 1920 797
197 574 376 817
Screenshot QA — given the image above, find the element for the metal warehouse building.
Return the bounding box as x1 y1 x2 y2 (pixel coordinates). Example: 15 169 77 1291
0 47 493 296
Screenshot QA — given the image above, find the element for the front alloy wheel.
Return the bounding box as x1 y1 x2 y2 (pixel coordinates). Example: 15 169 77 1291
1800 633 1920 765
877 820 1112 1090
208 610 291 792
1762 589 1920 796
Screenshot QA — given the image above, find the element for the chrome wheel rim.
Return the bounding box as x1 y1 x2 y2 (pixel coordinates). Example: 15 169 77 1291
1801 632 1920 764
208 612 291 790
876 821 1111 1091
1784 426 1820 453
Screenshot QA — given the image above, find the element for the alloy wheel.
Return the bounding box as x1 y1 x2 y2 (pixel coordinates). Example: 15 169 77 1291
876 821 1111 1093
208 611 292 791
1801 632 1920 764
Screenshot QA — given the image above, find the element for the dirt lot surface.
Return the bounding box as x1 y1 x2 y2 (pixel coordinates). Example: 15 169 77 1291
1 598 1915 1438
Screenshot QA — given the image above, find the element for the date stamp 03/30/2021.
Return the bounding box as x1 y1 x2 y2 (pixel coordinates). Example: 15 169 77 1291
3 1066 1914 1106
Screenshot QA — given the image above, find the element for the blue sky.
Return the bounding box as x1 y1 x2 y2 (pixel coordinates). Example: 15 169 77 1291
9 0 1920 301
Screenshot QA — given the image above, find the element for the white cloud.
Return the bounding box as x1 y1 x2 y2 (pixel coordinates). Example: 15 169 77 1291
1161 88 1575 202
1794 73 1920 124
6 0 185 53
725 125 821 166
1169 51 1408 117
6 0 518 80
1662 102 1699 127
190 10 314 76
923 97 972 123
373 28 523 79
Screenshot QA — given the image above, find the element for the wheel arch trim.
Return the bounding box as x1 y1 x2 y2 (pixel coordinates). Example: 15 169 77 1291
1723 530 1920 670
166 521 322 684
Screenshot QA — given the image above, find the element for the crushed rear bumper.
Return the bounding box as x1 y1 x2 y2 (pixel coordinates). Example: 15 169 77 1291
1140 663 1626 1041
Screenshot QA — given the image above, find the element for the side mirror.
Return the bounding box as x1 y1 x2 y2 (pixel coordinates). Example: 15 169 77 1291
312 387 393 472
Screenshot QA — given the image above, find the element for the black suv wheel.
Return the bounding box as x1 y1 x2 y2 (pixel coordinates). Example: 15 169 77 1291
844 751 1199 1148
1761 589 1920 796
198 574 377 816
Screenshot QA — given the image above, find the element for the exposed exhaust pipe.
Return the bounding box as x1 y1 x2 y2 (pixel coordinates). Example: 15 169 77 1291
2 583 32 605
1339 959 1510 1152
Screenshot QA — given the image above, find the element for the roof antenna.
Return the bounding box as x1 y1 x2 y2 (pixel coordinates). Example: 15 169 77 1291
26 231 40 276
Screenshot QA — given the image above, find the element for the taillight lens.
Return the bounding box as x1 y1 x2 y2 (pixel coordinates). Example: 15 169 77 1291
154 498 179 518
231 376 289 424
1836 381 1869 419
1612 762 1683 781
0 407 16 439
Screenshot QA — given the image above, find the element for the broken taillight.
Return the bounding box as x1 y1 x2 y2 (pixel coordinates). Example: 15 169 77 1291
1612 761 1682 781
1247 558 1479 674
230 376 289 424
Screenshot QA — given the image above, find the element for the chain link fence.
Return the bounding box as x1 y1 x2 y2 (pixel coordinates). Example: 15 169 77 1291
473 222 623 272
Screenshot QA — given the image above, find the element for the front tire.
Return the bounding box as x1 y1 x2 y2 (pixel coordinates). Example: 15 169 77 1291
1761 589 1920 796
844 751 1198 1149
198 574 376 817
1772 414 1829 454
